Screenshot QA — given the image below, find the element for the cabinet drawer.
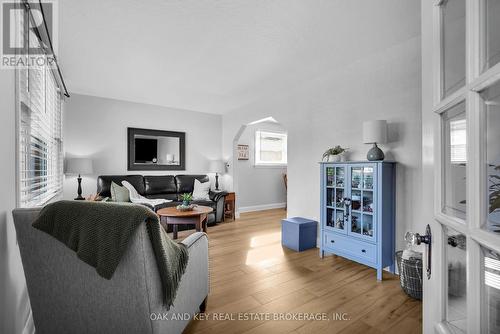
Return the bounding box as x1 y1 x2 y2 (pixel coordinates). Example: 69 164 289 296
324 232 377 264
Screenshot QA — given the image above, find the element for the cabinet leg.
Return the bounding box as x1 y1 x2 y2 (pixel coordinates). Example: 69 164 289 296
377 268 383 281
319 249 324 258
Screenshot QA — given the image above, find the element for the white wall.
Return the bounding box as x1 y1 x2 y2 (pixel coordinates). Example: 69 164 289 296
222 35 422 253
63 94 223 199
0 72 33 333
235 121 287 211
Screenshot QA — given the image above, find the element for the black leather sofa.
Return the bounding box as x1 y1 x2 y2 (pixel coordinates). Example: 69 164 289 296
97 174 226 227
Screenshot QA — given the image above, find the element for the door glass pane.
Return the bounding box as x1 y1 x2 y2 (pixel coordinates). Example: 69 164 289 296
352 167 362 189
482 246 500 334
327 208 335 228
363 191 374 213
336 167 345 188
483 0 500 72
335 210 345 231
446 227 467 333
352 190 362 212
441 0 466 98
326 167 334 186
363 167 374 189
442 102 467 220
351 212 361 235
327 188 334 207
335 189 344 208
362 215 373 237
481 82 500 234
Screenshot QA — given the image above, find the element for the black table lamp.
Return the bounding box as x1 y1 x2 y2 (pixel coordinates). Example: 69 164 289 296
66 158 94 200
208 160 225 191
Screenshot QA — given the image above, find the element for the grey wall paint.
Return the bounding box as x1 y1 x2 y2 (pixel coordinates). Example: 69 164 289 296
63 94 223 199
222 35 422 253
236 122 287 209
0 72 33 333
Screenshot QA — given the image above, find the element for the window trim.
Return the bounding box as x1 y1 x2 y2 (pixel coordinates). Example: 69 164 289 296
254 130 288 167
15 4 64 208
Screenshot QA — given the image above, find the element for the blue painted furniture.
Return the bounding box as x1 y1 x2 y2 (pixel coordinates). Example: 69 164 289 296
320 161 396 280
281 217 318 252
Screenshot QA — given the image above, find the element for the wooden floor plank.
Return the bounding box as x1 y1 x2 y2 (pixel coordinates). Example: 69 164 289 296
182 209 422 334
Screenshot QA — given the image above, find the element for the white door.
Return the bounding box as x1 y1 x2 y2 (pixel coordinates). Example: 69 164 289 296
421 0 500 333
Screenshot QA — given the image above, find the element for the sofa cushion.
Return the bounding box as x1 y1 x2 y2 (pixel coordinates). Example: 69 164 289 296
145 193 179 201
144 176 176 196
192 179 211 200
97 175 145 197
110 182 130 202
175 175 209 194
191 200 216 209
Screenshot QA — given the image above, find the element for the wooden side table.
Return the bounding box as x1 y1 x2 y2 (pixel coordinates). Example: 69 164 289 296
224 192 236 221
157 206 213 240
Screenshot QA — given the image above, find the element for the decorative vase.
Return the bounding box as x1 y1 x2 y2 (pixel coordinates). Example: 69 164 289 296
182 200 190 206
329 154 341 162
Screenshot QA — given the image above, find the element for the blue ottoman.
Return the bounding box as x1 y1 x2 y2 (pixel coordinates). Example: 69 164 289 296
281 217 318 252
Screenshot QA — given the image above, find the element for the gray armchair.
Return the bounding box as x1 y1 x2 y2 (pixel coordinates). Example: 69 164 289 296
13 208 209 334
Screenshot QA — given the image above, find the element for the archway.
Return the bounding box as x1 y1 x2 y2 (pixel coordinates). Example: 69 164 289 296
230 117 288 217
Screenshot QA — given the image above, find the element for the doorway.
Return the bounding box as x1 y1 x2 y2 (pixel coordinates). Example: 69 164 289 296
231 117 288 217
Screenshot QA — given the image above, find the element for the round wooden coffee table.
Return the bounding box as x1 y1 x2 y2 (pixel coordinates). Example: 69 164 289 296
157 205 213 240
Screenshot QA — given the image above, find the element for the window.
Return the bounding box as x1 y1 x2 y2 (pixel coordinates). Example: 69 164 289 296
450 118 466 164
17 10 64 207
255 131 287 166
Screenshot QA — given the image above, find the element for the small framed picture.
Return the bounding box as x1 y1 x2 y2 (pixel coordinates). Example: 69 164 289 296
237 144 249 160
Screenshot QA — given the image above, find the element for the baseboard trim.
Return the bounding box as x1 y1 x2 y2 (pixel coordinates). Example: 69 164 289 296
238 202 286 213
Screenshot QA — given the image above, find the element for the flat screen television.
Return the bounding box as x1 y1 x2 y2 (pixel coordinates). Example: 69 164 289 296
134 138 158 163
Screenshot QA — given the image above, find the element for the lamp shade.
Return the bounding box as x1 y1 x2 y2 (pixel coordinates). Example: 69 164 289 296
363 120 388 144
65 158 94 175
208 160 225 174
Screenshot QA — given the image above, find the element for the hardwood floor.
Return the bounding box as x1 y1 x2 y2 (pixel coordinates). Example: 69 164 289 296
180 209 422 334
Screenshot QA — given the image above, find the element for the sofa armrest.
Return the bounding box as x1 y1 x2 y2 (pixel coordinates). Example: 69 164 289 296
207 191 226 224
180 232 210 306
149 232 209 334
209 191 227 202
181 232 208 249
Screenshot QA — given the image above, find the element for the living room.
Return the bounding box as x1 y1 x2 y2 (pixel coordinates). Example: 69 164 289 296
2 1 500 334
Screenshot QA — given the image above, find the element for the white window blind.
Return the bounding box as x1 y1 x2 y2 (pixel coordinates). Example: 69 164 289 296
255 131 287 166
450 119 467 164
17 17 63 207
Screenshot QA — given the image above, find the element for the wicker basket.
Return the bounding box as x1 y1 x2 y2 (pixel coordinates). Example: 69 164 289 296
396 250 423 300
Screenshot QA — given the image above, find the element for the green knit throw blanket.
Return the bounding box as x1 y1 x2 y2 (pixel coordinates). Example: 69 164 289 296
33 200 189 310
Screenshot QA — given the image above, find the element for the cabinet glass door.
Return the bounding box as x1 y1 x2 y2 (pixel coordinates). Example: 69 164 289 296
325 166 346 234
349 165 376 240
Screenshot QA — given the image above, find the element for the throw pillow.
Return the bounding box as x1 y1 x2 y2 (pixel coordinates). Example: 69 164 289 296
110 181 130 202
192 179 210 200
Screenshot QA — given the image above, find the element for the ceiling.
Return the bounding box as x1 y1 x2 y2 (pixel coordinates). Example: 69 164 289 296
59 0 420 114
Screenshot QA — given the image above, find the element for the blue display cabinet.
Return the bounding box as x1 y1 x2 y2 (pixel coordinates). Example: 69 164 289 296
320 161 396 280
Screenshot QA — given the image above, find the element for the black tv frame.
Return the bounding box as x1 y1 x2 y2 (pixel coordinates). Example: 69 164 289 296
127 127 185 171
